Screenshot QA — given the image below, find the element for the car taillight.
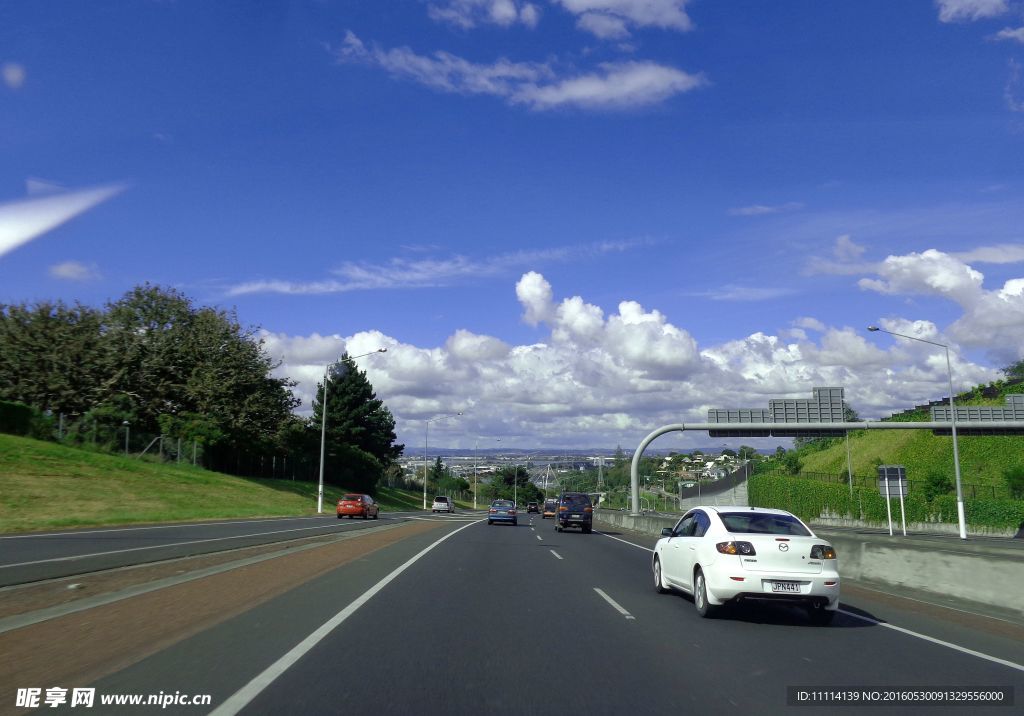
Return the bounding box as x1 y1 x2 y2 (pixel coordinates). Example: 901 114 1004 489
716 541 756 556
559 506 567 511
584 506 592 513
489 509 497 514
509 510 516 515
810 544 837 559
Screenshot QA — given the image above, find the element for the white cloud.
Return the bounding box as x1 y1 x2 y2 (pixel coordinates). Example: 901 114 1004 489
227 240 641 296
2 62 25 90
554 0 694 38
48 260 101 281
1006 58 1024 113
858 249 985 304
261 272 1011 448
513 60 706 110
991 26 1024 43
0 183 125 259
333 31 705 110
576 12 631 39
794 317 826 332
935 0 1009 23
697 285 797 302
805 235 876 276
728 202 804 216
952 244 1024 263
428 0 540 29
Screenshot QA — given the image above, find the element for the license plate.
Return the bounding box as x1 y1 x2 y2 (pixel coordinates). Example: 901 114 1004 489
771 581 800 593
571 514 582 519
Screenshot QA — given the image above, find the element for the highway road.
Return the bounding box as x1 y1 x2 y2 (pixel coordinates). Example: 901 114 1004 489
0 511 434 586
2 511 1022 715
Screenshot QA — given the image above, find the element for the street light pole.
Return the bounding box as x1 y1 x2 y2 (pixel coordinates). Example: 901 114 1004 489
317 348 387 515
423 412 463 510
867 326 966 539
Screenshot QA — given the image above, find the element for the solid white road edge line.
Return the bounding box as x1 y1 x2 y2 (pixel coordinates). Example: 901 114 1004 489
549 550 563 560
836 609 1024 673
594 587 635 620
209 519 483 716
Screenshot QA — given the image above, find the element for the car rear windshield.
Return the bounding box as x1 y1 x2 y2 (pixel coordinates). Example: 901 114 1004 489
544 500 557 508
561 494 591 508
433 497 449 502
492 501 513 508
343 495 362 501
719 512 811 536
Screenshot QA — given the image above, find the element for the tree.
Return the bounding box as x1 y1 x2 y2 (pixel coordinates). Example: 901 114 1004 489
1003 359 1024 382
922 471 953 501
780 451 802 475
311 353 403 494
1004 465 1024 499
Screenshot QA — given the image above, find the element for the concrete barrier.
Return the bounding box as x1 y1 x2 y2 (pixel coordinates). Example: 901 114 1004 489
594 510 1024 620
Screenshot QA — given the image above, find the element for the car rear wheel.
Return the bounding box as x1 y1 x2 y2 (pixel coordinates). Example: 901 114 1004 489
694 568 718 618
363 510 368 520
653 558 669 594
582 525 592 534
373 510 379 520
487 520 493 525
337 514 343 519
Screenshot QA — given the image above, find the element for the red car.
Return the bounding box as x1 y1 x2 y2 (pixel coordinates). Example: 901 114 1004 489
337 494 380 520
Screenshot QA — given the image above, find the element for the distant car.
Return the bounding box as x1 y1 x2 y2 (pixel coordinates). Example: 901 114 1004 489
555 492 593 533
431 496 454 513
526 501 539 513
487 499 517 526
542 498 558 519
652 506 839 624
337 494 380 520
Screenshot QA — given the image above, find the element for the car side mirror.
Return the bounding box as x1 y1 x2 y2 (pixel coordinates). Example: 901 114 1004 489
661 527 674 537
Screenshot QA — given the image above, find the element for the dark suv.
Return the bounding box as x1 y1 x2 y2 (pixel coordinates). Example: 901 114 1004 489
555 492 593 533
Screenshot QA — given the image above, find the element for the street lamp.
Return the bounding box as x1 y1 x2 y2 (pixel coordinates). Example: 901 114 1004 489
122 420 130 456
317 348 387 514
867 325 966 540
423 412 463 509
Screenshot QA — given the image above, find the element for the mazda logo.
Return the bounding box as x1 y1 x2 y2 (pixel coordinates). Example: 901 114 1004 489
778 543 789 552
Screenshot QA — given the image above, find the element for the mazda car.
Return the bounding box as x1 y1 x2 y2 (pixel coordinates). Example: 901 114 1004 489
336 494 380 520
652 506 839 624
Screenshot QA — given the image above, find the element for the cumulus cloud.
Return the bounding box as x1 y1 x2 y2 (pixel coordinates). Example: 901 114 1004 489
935 0 1009 23
858 249 985 304
428 0 540 29
333 31 705 110
728 201 804 217
553 0 695 38
261 272 1009 448
1006 58 1024 113
0 183 125 259
2 62 25 89
48 260 101 281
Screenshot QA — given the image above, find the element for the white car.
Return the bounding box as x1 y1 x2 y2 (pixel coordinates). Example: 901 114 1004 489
431 496 454 513
652 506 839 624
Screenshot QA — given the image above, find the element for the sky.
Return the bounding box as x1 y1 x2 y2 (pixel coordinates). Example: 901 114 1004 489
1 0 1023 451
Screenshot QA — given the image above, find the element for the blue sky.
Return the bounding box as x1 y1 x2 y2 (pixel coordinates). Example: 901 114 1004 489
2 0 1023 450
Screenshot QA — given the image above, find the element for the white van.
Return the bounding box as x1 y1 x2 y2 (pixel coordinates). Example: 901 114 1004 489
431 496 454 513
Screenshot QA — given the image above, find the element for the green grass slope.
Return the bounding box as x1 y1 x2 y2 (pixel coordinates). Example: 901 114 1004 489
797 429 1023 493
0 433 428 533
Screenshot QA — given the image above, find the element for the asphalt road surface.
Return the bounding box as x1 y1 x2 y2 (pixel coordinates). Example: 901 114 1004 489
0 512 431 586
4 511 1022 715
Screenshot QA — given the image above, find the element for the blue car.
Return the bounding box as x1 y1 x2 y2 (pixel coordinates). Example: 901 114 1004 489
487 499 518 526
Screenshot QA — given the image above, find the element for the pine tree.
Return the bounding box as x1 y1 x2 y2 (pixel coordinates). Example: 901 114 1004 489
311 353 403 494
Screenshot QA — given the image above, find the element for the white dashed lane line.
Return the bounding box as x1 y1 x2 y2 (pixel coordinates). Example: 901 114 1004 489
594 587 635 621
549 550 563 560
